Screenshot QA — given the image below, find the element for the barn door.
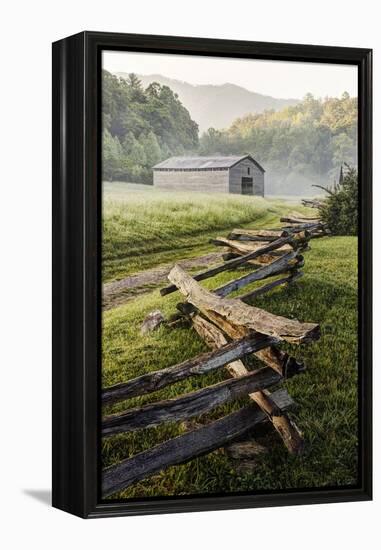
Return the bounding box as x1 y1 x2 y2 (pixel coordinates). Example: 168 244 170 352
241 177 253 195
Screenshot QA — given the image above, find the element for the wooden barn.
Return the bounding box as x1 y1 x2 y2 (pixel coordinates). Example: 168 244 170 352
153 155 265 196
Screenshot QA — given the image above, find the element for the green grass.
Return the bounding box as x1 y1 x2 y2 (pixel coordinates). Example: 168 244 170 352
102 184 358 499
103 182 313 282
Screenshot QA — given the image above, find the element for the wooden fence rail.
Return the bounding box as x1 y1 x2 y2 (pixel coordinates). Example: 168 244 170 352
102 333 278 406
213 250 302 298
191 313 305 454
240 270 303 302
160 235 295 296
168 264 319 344
101 211 328 497
102 366 283 437
227 228 288 241
301 198 323 209
102 388 294 497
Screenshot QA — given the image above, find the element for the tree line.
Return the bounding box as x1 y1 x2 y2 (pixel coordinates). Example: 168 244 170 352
200 92 357 194
102 70 199 183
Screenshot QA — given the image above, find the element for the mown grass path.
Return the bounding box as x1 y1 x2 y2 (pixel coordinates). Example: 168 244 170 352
103 251 223 310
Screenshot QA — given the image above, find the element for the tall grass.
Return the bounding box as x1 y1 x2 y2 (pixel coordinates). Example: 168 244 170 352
103 182 310 282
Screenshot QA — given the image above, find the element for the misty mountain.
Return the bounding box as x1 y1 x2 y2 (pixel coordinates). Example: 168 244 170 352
115 72 299 133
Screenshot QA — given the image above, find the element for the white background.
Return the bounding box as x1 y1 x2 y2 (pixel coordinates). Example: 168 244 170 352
0 1 378 548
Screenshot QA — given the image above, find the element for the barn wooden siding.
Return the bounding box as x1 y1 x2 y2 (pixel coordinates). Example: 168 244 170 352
153 168 229 193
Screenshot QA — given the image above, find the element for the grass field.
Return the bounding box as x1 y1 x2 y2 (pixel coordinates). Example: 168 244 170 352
102 182 358 499
103 182 312 282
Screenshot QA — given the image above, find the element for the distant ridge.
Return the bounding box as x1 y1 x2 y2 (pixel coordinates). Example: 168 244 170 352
115 72 299 133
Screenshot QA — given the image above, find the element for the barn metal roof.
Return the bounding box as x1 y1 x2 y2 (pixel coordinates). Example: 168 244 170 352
153 155 265 172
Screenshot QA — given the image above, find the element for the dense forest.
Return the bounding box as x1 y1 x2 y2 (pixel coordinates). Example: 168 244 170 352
102 70 199 183
103 71 357 194
200 93 357 194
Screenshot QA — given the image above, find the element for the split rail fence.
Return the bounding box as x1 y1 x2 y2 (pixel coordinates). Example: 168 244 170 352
102 212 328 498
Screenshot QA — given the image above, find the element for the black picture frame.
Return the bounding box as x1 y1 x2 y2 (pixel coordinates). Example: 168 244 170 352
52 31 372 519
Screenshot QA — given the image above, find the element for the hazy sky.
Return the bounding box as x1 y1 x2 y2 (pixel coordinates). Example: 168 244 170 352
103 50 357 99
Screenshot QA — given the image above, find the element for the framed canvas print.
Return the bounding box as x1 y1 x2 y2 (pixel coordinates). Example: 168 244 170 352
52 31 372 518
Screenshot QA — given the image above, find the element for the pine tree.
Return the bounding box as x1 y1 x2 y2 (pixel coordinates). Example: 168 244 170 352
339 165 344 185
102 130 123 181
140 131 162 168
319 165 358 235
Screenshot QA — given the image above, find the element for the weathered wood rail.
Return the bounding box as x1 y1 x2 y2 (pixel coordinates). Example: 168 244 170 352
102 388 294 497
280 212 329 238
103 366 283 437
102 333 278 405
160 235 295 296
301 198 324 209
102 211 328 497
168 264 319 344
190 313 305 455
